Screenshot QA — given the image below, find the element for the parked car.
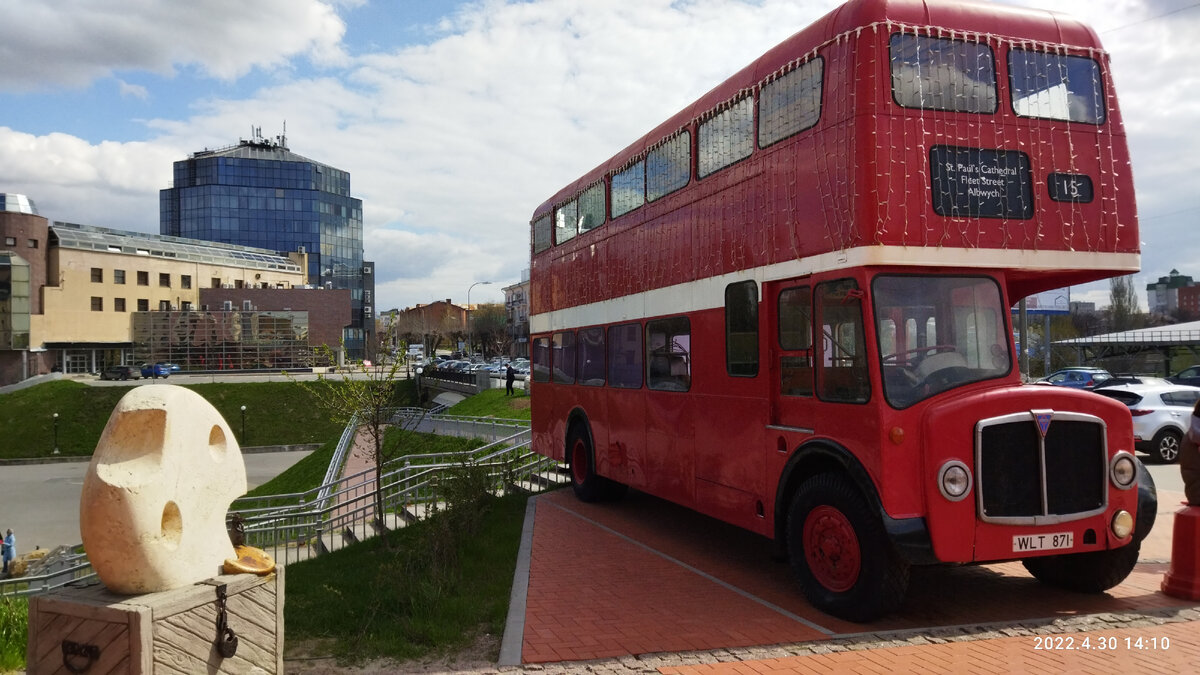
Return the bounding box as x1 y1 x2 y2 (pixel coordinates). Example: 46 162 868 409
140 362 171 379
1093 383 1200 463
1034 367 1113 389
160 362 181 373
1168 365 1200 388
1092 374 1170 390
100 364 140 381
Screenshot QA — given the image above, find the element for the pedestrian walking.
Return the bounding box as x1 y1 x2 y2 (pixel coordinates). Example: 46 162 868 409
2 528 14 576
505 364 516 396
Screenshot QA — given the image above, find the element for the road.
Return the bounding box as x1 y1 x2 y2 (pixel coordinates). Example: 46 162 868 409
1 450 311 556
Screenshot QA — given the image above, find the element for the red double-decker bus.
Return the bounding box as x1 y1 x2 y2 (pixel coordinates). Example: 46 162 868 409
527 0 1155 621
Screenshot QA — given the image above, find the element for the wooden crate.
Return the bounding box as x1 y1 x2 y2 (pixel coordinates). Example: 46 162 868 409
27 567 283 674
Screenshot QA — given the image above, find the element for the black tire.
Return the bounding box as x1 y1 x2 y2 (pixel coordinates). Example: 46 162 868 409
1152 428 1182 463
786 473 909 622
567 426 604 503
1022 542 1140 592
566 425 625 503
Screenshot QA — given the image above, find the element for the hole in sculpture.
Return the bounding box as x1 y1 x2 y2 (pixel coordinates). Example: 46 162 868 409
161 501 182 551
209 424 227 462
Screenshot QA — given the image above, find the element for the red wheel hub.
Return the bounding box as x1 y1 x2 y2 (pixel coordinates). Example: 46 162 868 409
803 505 861 593
571 440 589 485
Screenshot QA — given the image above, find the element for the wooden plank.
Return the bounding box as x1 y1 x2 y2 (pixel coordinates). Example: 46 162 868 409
275 565 285 674
76 622 129 675
33 614 87 667
34 593 134 623
155 606 275 672
132 603 153 674
225 585 277 635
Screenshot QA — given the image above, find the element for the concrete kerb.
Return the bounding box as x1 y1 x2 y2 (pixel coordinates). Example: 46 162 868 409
499 495 539 667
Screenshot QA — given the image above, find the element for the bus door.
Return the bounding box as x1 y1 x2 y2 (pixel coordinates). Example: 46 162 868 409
770 284 816 431
770 280 871 433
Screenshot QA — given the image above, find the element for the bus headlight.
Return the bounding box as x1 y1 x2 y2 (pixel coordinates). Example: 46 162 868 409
938 460 972 502
1110 452 1136 490
1111 510 1133 539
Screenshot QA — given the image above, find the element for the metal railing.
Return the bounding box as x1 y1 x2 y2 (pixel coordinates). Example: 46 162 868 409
230 428 562 563
0 551 96 598
0 408 560 596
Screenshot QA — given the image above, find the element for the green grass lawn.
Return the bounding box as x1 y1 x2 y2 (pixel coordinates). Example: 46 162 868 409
0 380 345 460
242 440 338 501
445 388 531 421
285 492 527 663
0 596 26 673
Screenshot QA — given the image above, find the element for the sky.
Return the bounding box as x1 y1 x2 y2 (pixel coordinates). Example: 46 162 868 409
1 0 1197 313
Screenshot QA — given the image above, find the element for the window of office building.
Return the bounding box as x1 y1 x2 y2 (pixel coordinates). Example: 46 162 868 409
114 269 126 285
137 271 149 286
91 297 103 311
114 298 126 312
159 273 171 288
137 299 149 311
181 275 192 289
91 268 103 283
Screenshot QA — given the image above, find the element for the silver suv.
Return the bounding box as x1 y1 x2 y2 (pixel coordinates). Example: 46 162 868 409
1093 383 1200 462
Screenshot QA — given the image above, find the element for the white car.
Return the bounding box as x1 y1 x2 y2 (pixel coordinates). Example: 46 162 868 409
1093 383 1200 463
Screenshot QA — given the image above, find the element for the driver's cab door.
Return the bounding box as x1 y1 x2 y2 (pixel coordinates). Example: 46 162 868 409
769 283 815 429
769 278 871 430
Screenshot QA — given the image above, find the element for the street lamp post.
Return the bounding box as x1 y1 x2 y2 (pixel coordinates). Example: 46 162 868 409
467 280 492 358
240 405 247 446
53 413 59 455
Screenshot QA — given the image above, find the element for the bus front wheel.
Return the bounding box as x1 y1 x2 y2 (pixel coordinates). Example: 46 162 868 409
786 473 909 622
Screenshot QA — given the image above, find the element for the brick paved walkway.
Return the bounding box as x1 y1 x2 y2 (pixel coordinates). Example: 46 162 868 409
512 487 1200 672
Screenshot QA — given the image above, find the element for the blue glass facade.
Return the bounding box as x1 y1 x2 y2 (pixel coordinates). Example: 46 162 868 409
160 140 368 357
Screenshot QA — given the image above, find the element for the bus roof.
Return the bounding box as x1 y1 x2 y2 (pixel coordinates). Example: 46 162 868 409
532 0 1104 221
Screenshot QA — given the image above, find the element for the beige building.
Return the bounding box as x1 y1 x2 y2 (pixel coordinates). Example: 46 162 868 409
1 200 308 383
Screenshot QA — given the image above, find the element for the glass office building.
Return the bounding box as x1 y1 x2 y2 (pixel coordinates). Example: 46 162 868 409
159 132 368 357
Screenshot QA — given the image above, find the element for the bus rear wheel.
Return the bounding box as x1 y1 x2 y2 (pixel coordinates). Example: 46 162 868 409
567 427 625 503
1021 543 1140 592
786 473 909 622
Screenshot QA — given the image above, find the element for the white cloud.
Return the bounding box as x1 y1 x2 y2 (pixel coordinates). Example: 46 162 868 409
1 0 1196 315
116 79 150 101
0 0 349 89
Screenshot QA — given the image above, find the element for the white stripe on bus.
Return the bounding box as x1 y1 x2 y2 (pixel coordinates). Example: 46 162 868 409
529 246 1137 333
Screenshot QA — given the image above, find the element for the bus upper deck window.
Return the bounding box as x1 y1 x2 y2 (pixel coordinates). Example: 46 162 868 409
1009 49 1105 124
890 34 997 114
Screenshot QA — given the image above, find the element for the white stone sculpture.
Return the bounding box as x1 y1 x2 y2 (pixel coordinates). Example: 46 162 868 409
80 384 247 594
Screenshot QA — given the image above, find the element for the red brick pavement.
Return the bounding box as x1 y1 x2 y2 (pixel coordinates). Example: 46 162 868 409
521 488 1200 667
659 619 1200 673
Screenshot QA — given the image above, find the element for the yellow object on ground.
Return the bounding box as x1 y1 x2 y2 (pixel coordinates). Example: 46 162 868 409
223 544 276 575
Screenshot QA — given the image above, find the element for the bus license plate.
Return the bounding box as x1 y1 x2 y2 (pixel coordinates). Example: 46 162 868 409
1013 532 1073 553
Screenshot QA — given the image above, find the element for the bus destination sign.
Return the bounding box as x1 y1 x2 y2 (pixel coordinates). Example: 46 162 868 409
930 146 1033 220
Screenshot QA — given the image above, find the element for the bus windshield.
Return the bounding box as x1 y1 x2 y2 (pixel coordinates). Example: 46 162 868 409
872 275 1011 408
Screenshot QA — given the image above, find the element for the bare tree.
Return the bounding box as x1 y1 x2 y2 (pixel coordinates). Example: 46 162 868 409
1108 274 1142 333
472 302 508 358
297 330 413 548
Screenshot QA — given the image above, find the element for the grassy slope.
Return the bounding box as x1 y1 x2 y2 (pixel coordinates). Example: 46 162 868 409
285 493 527 662
444 388 531 421
0 380 344 460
